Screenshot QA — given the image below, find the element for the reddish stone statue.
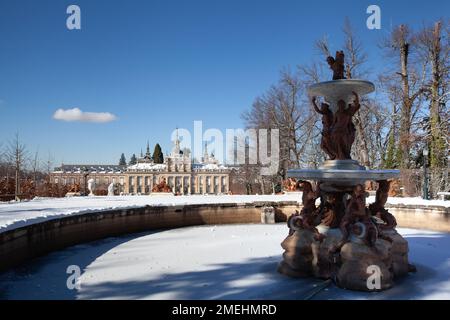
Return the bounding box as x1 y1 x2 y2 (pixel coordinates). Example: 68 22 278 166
332 184 377 252
331 92 360 160
312 97 336 160
369 180 397 230
284 177 300 191
294 181 325 242
320 192 345 228
327 50 346 80
151 178 172 193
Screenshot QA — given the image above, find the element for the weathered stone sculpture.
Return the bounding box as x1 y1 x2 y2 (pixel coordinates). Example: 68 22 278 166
279 49 413 292
327 50 346 80
107 182 115 196
369 180 396 230
312 97 335 159
332 93 359 160
87 178 96 196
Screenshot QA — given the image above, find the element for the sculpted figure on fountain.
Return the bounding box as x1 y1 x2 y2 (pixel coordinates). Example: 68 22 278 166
326 50 346 80
369 180 397 230
312 97 335 160
312 91 360 160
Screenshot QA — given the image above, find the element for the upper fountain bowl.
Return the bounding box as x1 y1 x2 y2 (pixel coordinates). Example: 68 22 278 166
308 79 375 112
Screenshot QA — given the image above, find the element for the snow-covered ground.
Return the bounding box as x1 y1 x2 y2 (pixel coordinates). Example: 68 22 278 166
0 194 448 234
1 224 449 300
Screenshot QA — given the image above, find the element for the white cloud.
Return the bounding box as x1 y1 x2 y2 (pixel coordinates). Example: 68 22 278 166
53 108 118 123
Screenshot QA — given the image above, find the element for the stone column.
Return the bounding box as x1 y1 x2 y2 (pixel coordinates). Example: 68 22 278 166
196 176 199 194
181 176 184 195
188 176 192 194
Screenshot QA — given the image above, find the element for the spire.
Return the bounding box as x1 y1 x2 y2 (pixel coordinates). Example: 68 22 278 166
142 140 151 160
175 128 180 150
203 142 209 163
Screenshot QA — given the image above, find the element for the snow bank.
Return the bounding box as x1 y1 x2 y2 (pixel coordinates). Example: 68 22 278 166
0 194 300 234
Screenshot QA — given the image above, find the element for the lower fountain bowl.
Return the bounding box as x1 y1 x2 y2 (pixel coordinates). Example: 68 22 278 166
287 168 400 192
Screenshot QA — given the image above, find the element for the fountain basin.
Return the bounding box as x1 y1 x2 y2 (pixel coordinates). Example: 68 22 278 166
308 79 375 112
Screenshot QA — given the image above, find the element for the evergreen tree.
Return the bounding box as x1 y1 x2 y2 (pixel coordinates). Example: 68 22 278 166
129 154 137 165
152 143 164 164
119 153 127 166
383 132 397 169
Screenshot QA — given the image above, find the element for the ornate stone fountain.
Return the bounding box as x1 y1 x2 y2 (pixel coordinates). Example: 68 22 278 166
278 51 415 291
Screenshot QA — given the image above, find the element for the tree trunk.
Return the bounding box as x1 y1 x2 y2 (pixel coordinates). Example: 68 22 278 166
398 33 412 170
429 22 445 169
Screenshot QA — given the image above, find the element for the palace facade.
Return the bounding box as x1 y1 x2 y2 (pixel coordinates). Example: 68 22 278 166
51 134 231 195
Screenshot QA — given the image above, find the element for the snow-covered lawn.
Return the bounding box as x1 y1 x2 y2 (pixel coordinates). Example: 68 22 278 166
1 224 449 300
0 194 448 234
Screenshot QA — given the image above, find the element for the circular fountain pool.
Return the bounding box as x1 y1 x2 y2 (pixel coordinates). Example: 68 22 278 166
1 224 449 300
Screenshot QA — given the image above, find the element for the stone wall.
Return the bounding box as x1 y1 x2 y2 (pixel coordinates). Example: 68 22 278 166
387 204 450 232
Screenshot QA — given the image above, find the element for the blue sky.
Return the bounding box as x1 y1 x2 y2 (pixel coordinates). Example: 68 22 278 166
0 0 448 166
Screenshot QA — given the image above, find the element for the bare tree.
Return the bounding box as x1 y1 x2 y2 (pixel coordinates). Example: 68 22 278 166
6 133 28 200
381 25 427 170
416 21 449 168
31 148 40 185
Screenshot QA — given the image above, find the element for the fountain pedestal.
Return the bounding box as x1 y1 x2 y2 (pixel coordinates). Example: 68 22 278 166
278 67 414 291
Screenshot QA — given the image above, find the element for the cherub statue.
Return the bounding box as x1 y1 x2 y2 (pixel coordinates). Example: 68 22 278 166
290 181 325 242
312 96 335 159
331 184 377 252
369 180 397 230
327 50 346 80
331 91 360 159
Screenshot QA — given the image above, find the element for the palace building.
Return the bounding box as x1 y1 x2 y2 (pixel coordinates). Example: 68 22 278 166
51 133 231 195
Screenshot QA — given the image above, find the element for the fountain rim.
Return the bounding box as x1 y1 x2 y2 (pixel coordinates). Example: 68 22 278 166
286 168 400 182
307 79 375 97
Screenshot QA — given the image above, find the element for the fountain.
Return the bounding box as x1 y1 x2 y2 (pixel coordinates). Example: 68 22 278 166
278 51 415 291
